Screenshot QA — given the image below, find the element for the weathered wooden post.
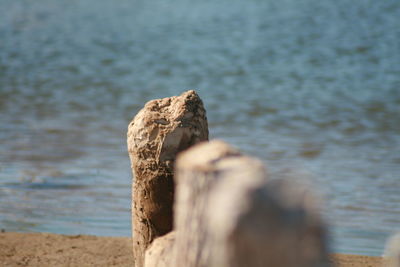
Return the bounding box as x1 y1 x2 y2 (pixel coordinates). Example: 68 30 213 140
127 90 208 267
172 140 330 267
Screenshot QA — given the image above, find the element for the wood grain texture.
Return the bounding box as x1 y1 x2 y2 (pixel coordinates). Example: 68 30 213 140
127 90 208 267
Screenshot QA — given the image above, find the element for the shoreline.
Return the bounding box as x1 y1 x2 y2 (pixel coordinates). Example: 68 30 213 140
0 232 382 267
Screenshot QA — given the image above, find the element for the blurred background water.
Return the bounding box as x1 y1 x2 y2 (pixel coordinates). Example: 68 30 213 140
0 0 399 256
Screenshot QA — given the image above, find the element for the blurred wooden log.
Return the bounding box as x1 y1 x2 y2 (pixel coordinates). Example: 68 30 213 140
144 232 175 267
172 140 330 267
384 232 400 267
127 90 208 267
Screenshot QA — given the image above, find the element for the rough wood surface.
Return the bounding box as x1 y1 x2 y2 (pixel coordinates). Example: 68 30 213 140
172 140 330 267
127 90 208 267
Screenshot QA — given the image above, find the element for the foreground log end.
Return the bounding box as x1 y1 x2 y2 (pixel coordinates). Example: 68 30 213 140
174 140 330 267
176 140 241 173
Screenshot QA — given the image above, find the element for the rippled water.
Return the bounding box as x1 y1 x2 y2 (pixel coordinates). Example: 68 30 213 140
0 0 399 256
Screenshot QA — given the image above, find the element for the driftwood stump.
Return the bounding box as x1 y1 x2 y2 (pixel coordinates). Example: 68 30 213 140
172 140 330 267
127 90 208 267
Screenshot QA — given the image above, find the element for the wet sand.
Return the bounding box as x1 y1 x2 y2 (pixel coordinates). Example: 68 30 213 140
0 232 382 267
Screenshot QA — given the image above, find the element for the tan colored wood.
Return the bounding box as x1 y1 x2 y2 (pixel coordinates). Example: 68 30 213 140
127 90 208 267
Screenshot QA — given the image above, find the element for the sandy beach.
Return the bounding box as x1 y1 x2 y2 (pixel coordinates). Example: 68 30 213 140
0 232 382 267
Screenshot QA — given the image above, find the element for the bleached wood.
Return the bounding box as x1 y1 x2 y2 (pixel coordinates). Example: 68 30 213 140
172 140 330 267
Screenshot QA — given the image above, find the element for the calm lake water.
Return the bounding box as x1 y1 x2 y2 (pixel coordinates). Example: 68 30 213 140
0 0 399 256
